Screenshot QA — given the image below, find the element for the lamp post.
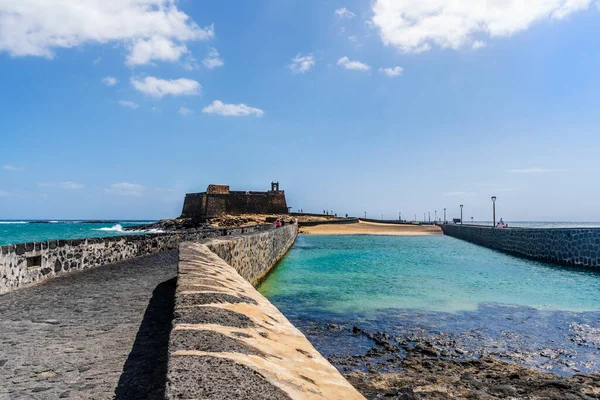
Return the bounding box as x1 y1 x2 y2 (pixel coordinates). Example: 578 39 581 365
424 213 426 223
443 208 446 224
435 210 437 222
491 196 497 226
364 211 367 219
460 205 464 225
471 217 474 224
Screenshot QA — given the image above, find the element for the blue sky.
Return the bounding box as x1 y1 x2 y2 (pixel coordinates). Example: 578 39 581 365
1 0 600 221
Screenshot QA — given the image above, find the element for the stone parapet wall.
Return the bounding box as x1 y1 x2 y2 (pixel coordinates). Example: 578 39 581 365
298 217 359 227
166 237 364 399
204 224 298 286
0 225 274 294
441 224 600 268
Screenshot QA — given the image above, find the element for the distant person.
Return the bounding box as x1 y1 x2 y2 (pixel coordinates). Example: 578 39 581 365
275 220 281 228
345 214 348 218
281 219 285 227
496 218 506 228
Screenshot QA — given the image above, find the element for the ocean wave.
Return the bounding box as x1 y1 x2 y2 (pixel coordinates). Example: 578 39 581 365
95 224 124 232
0 221 29 224
94 224 164 234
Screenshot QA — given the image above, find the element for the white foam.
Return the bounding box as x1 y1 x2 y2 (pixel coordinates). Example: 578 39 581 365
95 224 124 232
93 224 165 234
0 221 29 224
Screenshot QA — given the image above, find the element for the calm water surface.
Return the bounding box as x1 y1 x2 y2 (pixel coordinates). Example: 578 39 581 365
259 235 600 375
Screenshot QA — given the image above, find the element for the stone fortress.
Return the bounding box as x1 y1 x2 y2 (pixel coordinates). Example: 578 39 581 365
180 182 289 219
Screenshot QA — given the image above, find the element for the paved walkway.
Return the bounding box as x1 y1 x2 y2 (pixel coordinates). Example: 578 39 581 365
0 251 178 400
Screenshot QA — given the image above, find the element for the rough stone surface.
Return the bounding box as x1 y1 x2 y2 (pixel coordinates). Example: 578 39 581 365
441 225 600 268
168 356 291 400
204 224 299 286
0 251 178 399
166 239 364 400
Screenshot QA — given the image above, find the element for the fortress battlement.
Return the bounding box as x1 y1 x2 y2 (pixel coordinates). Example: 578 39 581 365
180 182 289 219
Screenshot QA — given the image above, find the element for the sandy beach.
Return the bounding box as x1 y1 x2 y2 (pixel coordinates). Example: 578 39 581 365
300 220 442 236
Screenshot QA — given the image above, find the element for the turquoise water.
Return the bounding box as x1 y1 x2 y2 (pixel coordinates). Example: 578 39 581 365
259 235 600 375
0 220 157 245
260 235 600 314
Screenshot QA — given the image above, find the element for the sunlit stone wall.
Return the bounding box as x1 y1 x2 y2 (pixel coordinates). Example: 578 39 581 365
441 224 600 268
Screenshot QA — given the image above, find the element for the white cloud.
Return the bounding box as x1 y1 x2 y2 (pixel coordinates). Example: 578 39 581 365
379 66 404 77
509 167 568 173
0 1 214 66
443 191 477 197
102 76 117 86
178 106 193 116
38 182 84 189
335 8 356 19
131 76 201 99
289 53 315 74
106 182 145 196
203 47 224 69
3 165 23 171
472 40 487 50
337 56 371 71
126 37 190 67
118 100 139 109
203 100 264 117
371 0 594 53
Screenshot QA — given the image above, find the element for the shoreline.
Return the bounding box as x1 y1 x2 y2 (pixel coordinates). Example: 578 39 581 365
293 319 600 399
300 220 443 236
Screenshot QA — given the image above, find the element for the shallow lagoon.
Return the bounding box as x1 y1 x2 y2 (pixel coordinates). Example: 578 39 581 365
259 235 600 375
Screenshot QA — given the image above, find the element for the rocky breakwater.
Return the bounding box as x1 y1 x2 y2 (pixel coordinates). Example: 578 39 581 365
167 227 365 399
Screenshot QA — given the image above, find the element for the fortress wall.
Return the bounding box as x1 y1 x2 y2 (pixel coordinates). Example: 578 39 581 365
166 227 364 400
0 225 273 295
181 190 289 219
441 224 600 268
180 193 205 219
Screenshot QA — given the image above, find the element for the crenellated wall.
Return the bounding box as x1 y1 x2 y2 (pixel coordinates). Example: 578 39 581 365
0 225 274 294
166 225 365 399
441 224 600 268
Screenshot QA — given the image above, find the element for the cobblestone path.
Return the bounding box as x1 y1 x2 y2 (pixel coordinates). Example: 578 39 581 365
0 251 178 400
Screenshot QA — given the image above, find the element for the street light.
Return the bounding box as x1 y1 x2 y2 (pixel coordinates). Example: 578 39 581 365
443 208 446 224
364 211 367 219
460 205 464 225
435 210 437 222
491 196 497 226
